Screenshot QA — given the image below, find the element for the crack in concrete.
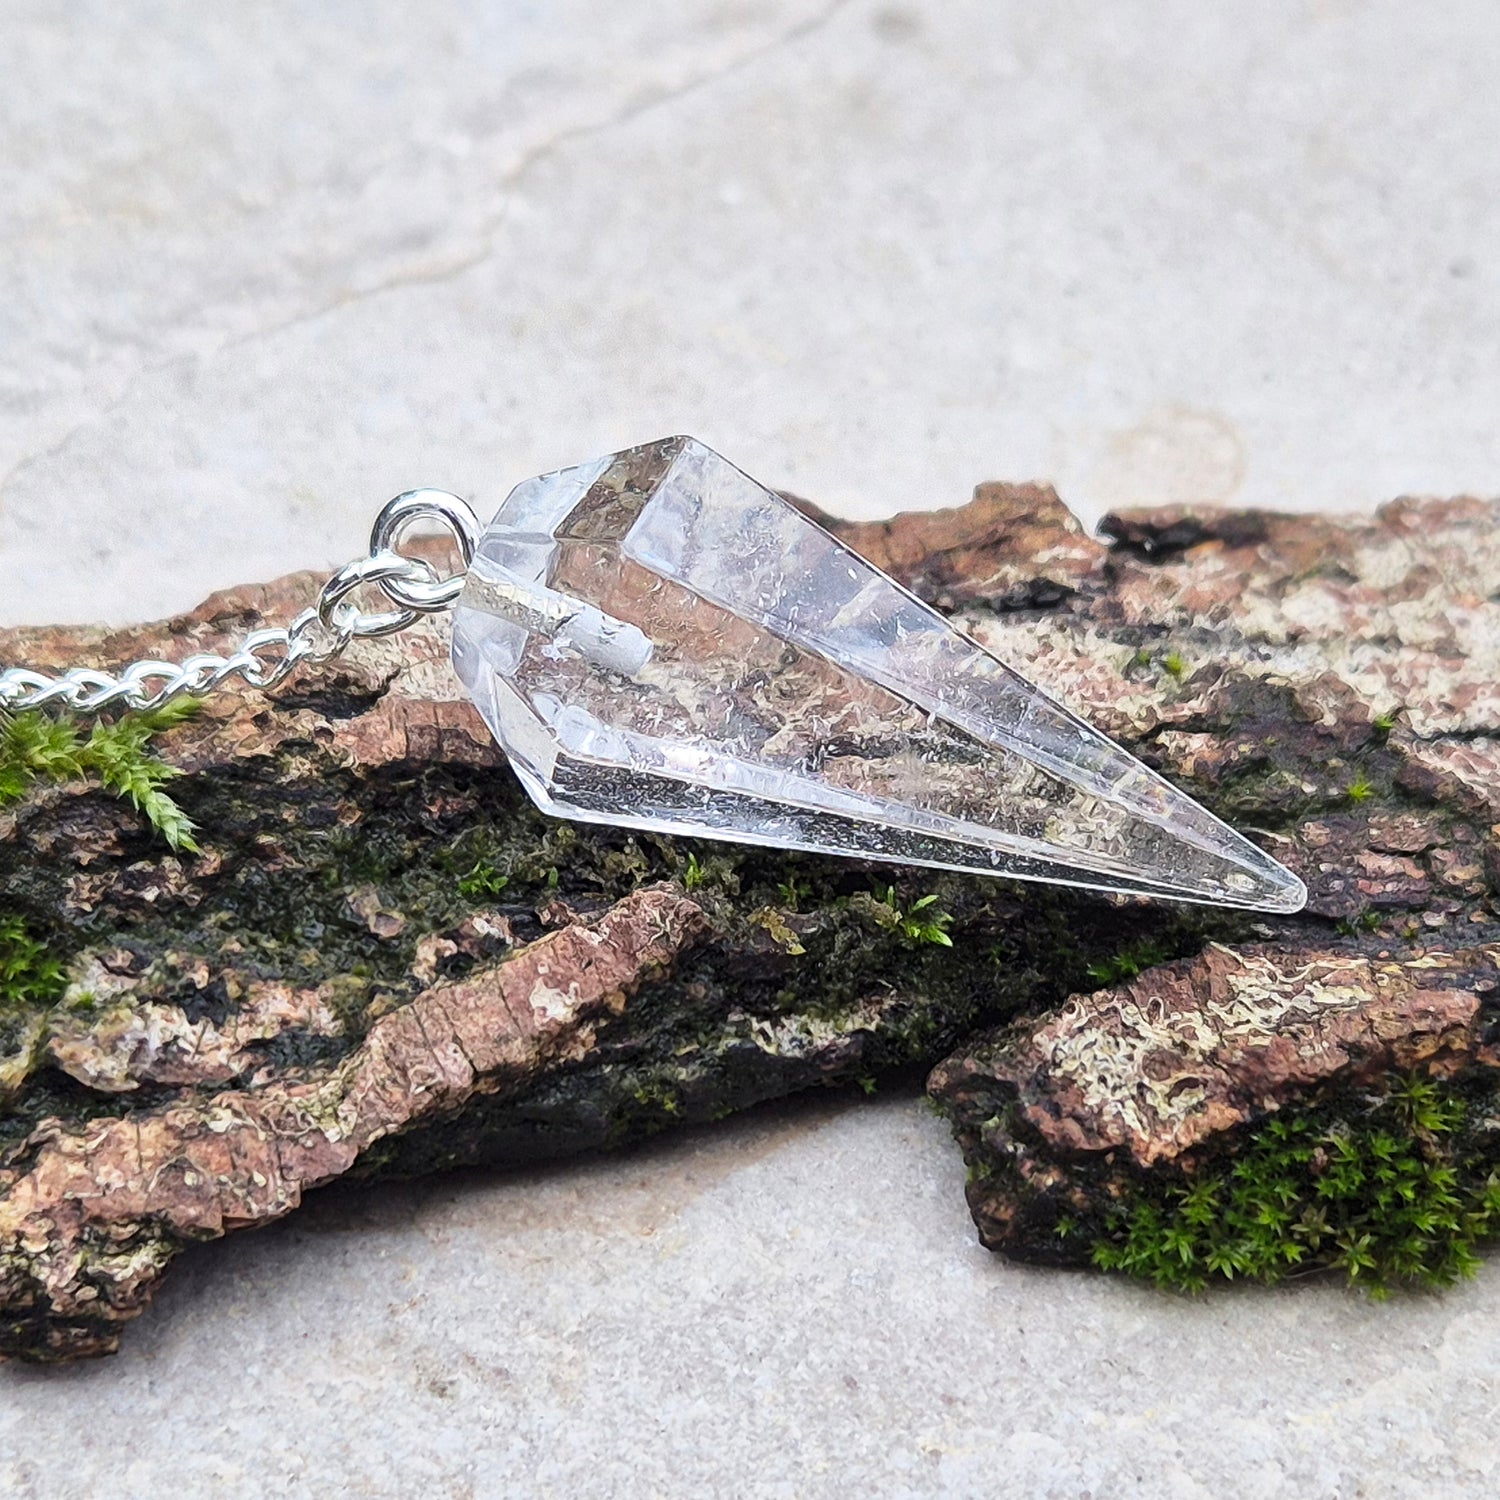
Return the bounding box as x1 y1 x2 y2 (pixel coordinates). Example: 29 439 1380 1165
214 0 855 354
0 0 854 512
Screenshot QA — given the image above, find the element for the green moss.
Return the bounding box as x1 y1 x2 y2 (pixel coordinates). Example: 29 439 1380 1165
0 702 200 850
0 703 201 1079
0 917 64 1013
876 886 955 948
1087 1074 1499 1296
456 860 509 900
0 916 66 1079
620 1065 688 1132
677 848 739 893
1346 774 1376 804
1086 937 1170 987
1122 646 1187 682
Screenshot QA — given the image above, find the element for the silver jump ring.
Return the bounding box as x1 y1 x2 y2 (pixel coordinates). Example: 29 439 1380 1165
368 489 480 613
317 552 437 638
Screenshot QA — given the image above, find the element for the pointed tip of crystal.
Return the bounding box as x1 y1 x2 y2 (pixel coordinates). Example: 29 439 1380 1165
1207 840 1307 914
1240 857 1308 915
453 435 1316 913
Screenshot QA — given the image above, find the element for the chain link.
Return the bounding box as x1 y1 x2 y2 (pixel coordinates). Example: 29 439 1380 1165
0 489 481 715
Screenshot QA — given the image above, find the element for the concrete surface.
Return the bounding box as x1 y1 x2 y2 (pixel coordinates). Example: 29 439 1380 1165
6 1095 1500 1499
2 1 1500 1495
3 0 1500 628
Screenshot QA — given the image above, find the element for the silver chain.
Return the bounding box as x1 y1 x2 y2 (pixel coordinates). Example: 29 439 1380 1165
0 489 481 715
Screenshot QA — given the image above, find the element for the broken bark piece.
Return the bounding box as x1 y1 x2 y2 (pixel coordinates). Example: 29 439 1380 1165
0 888 703 1362
929 491 1500 1286
931 940 1498 1217
3 481 1499 1356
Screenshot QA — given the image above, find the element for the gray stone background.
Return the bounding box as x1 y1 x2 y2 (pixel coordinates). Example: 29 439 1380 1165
2 2 1499 1495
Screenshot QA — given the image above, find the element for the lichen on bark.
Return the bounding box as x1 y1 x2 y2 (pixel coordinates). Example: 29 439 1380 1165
928 493 1500 1292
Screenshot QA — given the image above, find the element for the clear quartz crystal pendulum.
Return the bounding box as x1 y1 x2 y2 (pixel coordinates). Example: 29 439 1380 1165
450 437 1305 913
0 436 1305 913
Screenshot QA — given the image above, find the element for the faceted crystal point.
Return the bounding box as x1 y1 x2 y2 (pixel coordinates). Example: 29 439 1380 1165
451 437 1307 913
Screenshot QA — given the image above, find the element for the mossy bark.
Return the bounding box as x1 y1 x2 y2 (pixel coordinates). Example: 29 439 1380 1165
923 496 1500 1288
1 482 1497 1358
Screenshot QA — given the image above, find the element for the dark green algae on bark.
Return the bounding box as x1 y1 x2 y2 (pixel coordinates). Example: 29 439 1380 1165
0 711 1227 1169
1 482 1498 1357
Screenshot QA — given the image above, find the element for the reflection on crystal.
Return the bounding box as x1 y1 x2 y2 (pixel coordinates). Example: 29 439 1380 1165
451 437 1306 912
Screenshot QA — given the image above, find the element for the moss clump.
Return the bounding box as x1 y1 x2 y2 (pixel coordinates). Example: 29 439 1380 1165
1123 646 1187 682
0 915 66 1073
0 701 200 851
876 886 955 948
0 916 64 1013
1087 1075 1500 1296
456 859 509 900
1086 937 1170 986
0 702 201 1081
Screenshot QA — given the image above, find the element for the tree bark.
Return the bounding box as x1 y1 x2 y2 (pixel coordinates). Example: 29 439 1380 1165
1 482 1497 1358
